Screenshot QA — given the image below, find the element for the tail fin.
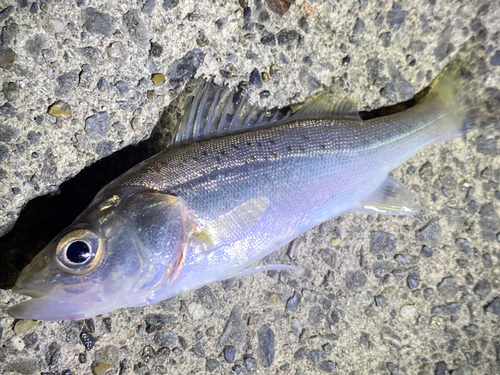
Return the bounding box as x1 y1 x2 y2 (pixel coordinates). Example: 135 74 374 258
424 31 500 141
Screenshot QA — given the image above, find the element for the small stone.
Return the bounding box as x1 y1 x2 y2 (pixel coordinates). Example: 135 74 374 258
223 345 236 363
491 50 500 66
21 331 37 349
97 78 108 92
115 80 129 94
380 330 401 347
11 336 25 351
437 277 458 300
3 82 19 101
142 345 156 362
420 245 433 258
380 83 397 101
434 361 448 375
150 42 163 57
473 279 491 299
387 362 398 375
249 68 263 88
479 203 500 241
162 0 179 11
330 237 341 246
269 64 282 77
261 32 276 45
215 18 227 30
48 100 71 118
154 331 175 347
142 0 156 13
345 270 367 290
123 10 148 45
103 317 112 332
419 161 433 179
370 231 396 253
106 42 126 60
400 304 417 319
462 323 479 337
151 73 166 85
280 363 290 371
455 238 471 254
92 362 111 375
318 361 335 374
45 342 61 366
258 324 275 367
168 49 205 88
80 331 96 351
0 102 15 117
82 8 113 36
416 220 442 246
352 17 365 34
0 144 8 162
196 31 209 47
265 0 291 16
206 358 220 372
27 131 39 144
232 364 243 374
0 6 14 22
407 273 420 289
484 297 500 314
386 7 408 28
0 46 16 69
13 320 38 334
188 301 204 320
476 137 498 156
85 112 110 138
245 356 257 372
493 265 500 276
431 302 461 315
374 295 386 307
96 141 114 157
379 32 391 48
0 125 16 142
276 29 299 45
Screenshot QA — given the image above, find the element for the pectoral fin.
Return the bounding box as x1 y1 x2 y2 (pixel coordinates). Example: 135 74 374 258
192 197 270 251
356 176 425 216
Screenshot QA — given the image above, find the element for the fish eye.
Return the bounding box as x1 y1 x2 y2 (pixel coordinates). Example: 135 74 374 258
66 241 91 264
56 229 103 275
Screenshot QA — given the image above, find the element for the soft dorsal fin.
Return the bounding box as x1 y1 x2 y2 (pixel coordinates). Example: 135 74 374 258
169 78 291 146
289 87 361 122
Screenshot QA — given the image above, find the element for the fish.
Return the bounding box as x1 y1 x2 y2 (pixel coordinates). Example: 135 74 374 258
7 33 498 321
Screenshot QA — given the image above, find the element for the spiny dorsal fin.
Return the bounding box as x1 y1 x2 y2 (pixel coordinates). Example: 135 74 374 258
169 78 291 146
289 87 361 122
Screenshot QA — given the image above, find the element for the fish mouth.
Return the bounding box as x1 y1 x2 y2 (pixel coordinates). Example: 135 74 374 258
8 287 108 321
12 282 48 298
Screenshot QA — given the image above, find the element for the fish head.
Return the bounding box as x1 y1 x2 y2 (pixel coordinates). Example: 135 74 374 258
8 187 187 321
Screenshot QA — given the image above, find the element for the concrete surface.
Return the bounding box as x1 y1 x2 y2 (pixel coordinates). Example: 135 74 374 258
0 0 500 374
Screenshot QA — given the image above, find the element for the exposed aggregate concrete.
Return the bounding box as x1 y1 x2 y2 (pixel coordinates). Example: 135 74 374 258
0 0 499 374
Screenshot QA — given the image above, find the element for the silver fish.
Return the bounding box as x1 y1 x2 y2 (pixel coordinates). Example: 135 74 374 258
8 34 496 320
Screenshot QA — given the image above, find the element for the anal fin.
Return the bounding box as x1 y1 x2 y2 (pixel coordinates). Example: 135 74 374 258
356 176 425 216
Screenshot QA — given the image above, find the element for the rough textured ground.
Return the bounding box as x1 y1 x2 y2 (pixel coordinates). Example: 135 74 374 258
0 0 499 374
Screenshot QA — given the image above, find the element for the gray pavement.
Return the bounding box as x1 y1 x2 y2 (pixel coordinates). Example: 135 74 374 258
0 0 499 374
